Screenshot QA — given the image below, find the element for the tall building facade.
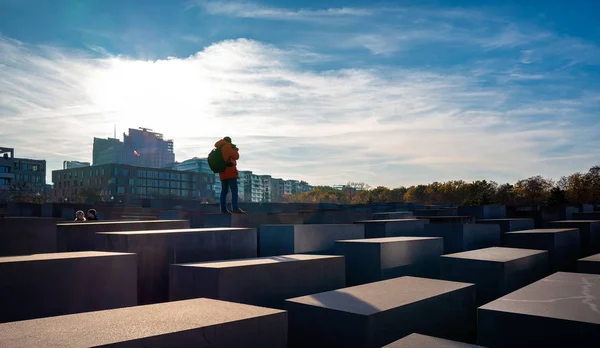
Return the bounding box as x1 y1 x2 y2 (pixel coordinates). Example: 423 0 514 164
93 128 174 168
63 161 90 169
170 157 220 202
52 163 214 203
0 147 46 194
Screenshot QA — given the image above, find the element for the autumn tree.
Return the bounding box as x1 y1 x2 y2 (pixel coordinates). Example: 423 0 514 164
513 176 554 205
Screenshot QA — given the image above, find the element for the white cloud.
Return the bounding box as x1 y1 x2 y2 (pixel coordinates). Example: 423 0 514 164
1 34 599 188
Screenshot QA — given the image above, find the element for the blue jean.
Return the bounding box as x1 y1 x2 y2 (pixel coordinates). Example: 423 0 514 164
220 178 239 211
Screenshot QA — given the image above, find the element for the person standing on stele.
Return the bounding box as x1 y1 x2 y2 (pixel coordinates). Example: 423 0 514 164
214 136 245 214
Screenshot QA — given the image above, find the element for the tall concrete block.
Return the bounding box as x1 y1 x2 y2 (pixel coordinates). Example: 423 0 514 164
478 272 600 347
457 205 506 220
259 224 364 256
170 254 345 308
0 298 287 347
577 253 600 274
0 251 137 323
285 276 476 348
440 247 549 305
384 333 486 347
373 211 414 220
96 227 257 304
548 220 600 257
335 237 443 285
422 223 501 254
56 219 190 252
0 217 59 256
354 219 428 238
504 229 580 272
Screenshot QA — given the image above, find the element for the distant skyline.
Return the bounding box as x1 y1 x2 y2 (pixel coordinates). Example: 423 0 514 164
1 0 599 188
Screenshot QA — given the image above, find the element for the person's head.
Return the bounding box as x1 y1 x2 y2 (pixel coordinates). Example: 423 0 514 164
75 210 85 221
87 209 97 219
224 136 232 143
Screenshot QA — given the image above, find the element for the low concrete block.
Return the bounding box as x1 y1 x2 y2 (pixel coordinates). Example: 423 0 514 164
504 229 580 272
96 227 257 305
335 237 443 285
56 219 190 252
373 211 414 220
478 272 600 347
189 212 303 228
384 333 486 347
457 205 507 220
0 251 137 323
259 224 364 256
300 210 374 224
440 247 549 305
415 216 475 224
577 253 600 274
0 298 287 347
573 212 600 220
476 218 535 233
0 217 59 256
285 276 476 348
422 223 501 254
354 219 428 238
170 254 345 308
548 220 600 257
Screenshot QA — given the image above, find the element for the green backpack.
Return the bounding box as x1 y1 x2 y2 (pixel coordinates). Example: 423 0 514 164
207 145 232 173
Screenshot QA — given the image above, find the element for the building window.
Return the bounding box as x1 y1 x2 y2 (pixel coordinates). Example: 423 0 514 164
0 166 10 173
122 169 129 176
129 178 135 185
117 186 125 194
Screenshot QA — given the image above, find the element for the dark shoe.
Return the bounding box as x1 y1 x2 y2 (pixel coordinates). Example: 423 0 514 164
232 208 246 214
221 209 232 214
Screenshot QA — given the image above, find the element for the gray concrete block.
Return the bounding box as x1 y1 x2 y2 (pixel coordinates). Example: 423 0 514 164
548 220 600 257
0 217 59 256
189 212 303 228
335 237 443 285
478 272 600 347
440 247 549 305
300 210 374 224
285 276 476 348
96 227 257 305
457 205 506 219
373 212 414 220
259 224 364 257
577 253 600 274
476 218 535 233
422 223 501 254
0 298 287 347
170 254 345 308
504 229 580 272
354 219 428 238
573 212 600 220
416 216 476 224
0 251 137 323
384 333 486 347
56 219 190 252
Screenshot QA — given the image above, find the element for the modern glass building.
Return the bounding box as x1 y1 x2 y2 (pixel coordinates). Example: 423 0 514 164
171 157 221 202
0 147 46 194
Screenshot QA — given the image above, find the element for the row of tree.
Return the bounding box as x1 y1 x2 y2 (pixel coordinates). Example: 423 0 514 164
282 166 600 206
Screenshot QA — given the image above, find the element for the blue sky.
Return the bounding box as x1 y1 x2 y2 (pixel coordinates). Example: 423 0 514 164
1 0 599 188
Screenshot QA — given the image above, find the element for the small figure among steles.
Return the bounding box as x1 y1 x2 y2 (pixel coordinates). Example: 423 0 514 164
74 210 86 222
87 209 99 221
214 136 246 214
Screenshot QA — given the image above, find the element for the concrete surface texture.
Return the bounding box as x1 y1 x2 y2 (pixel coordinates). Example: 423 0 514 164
0 251 137 323
384 333 486 347
285 276 476 347
258 224 364 256
577 252 600 274
457 205 507 220
440 247 549 305
372 211 414 220
56 219 190 252
169 254 345 308
504 228 581 272
548 220 600 257
0 217 59 256
96 227 257 304
0 298 287 347
422 223 501 254
478 272 600 347
354 219 428 238
335 237 443 285
476 218 535 232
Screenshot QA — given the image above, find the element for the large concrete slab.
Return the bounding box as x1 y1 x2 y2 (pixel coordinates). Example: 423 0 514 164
96 227 257 305
300 210 374 224
353 219 428 238
56 219 190 252
415 216 475 224
476 218 535 233
0 217 59 256
422 223 501 254
384 333 486 347
0 251 137 323
259 224 364 256
170 254 345 308
335 237 443 285
577 253 600 274
457 205 506 220
373 211 414 220
0 298 287 347
504 228 580 272
548 220 600 257
285 276 476 348
478 272 600 347
440 247 549 305
189 212 303 228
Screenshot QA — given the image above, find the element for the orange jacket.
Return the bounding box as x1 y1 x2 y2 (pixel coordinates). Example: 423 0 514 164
215 139 239 181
